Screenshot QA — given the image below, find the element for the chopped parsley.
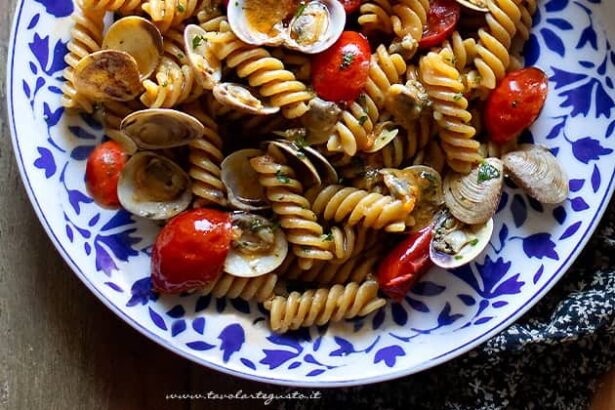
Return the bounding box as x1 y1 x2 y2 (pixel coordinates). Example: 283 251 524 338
357 94 366 106
469 238 479 246
177 3 185 12
275 169 290 184
294 133 308 148
323 231 333 241
340 51 356 70
192 35 206 50
176 52 184 60
454 255 463 260
358 115 368 126
453 92 463 101
477 161 501 183
294 1 307 19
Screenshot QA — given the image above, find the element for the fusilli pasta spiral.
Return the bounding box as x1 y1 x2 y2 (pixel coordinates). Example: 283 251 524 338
202 272 278 302
142 0 201 32
80 0 144 14
265 280 386 333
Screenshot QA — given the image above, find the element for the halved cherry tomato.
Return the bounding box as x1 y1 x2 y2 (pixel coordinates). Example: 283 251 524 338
377 226 433 301
85 141 127 209
485 67 549 145
339 0 361 13
419 0 461 49
312 31 371 103
151 209 232 293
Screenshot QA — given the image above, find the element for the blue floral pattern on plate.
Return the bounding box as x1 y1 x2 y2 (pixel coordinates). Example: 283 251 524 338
6 0 615 386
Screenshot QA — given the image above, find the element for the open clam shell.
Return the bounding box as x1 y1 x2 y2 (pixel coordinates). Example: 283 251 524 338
503 144 569 204
121 108 204 149
444 158 504 225
213 82 279 115
263 140 322 188
404 166 443 230
224 212 289 277
117 152 192 220
73 50 143 101
184 24 222 89
102 16 163 80
221 149 270 211
227 0 345 54
364 122 400 153
456 0 489 13
430 210 493 269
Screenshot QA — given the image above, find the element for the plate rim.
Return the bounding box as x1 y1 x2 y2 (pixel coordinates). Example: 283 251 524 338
7 0 615 387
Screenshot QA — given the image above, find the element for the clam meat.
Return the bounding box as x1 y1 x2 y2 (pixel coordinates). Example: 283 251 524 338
224 212 289 277
117 152 192 220
121 108 204 149
227 0 345 54
213 83 279 115
184 24 222 89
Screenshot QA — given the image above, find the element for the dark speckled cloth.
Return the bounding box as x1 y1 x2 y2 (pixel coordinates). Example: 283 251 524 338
292 200 615 410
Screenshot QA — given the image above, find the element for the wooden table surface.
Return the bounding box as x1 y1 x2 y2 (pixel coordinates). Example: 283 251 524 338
0 1 613 409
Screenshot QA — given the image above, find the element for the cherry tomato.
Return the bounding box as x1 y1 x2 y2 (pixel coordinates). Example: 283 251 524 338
85 141 127 209
151 209 232 293
312 31 371 103
377 226 433 301
419 0 461 49
485 67 549 145
339 0 361 13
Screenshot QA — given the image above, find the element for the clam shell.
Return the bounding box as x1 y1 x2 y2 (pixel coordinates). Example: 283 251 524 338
117 152 192 220
363 122 400 153
503 144 568 204
73 50 143 101
430 214 493 269
121 108 204 149
224 213 289 277
102 16 163 80
404 166 443 230
221 149 270 211
456 0 488 12
444 158 504 225
213 82 279 115
262 140 322 188
184 24 222 89
227 0 345 54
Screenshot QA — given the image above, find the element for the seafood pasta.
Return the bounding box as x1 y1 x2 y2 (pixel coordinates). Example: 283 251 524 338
64 0 567 333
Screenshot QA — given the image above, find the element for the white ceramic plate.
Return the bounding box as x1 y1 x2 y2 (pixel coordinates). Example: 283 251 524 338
7 0 615 386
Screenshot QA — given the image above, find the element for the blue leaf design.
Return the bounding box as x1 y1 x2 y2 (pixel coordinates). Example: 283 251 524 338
94 242 117 276
412 281 445 296
577 25 597 50
545 0 568 12
330 337 355 357
545 120 565 140
524 34 540 66
550 67 587 89
553 206 567 224
68 126 97 140
27 13 40 29
559 80 594 117
33 147 56 178
104 282 123 292
579 60 595 68
148 307 167 331
70 145 95 160
171 320 186 337
126 277 157 307
437 303 463 327
230 298 250 314
533 265 545 285
541 28 565 56
67 189 93 214
405 296 429 313
218 324 245 362
306 369 326 377
88 214 100 227
606 120 615 138
492 301 508 308
101 210 134 230
192 317 205 334
65 225 73 242
29 62 38 75
371 308 385 329
186 341 215 351
313 336 322 352
288 361 301 369
522 233 559 260
474 316 494 325
29 33 49 72
391 303 408 326
559 221 582 240
511 195 527 227
195 295 211 312
33 0 74 17
43 102 64 127
591 166 601 193
595 82 615 118
496 191 508 214
569 179 585 192
84 242 91 255
96 230 139 262
47 40 68 74
48 86 63 94
22 80 31 99
166 305 185 318
571 137 613 164
267 334 303 352
570 197 590 211
374 345 405 367
492 274 524 297
240 358 256 370
499 224 509 247
260 350 299 369
546 17 572 30
458 294 476 306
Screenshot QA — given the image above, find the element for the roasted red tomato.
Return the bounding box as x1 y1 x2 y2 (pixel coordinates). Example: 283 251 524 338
151 209 233 293
312 31 371 103
339 0 361 13
485 67 549 144
377 226 433 301
85 141 127 209
419 0 461 49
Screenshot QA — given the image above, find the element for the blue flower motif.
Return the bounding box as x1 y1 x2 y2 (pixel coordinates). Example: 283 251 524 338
218 324 245 362
522 233 559 260
571 137 613 164
126 277 158 307
451 256 525 299
374 345 405 367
